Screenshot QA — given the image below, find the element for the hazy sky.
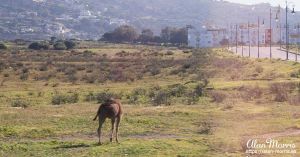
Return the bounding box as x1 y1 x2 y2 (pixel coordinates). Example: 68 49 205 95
225 0 300 10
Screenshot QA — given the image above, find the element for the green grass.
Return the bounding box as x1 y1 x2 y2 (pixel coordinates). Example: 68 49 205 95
1 44 300 156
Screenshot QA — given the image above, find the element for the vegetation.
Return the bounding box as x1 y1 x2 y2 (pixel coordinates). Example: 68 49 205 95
1 42 300 156
102 25 138 43
0 42 7 49
28 41 50 50
101 25 188 45
53 41 67 50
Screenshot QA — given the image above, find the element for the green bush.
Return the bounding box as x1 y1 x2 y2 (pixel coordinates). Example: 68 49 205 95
96 92 119 103
84 91 120 103
167 84 187 97
165 51 174 55
28 42 49 50
0 43 8 49
64 40 76 49
128 88 148 104
152 90 171 106
10 98 29 108
54 42 67 50
51 93 79 105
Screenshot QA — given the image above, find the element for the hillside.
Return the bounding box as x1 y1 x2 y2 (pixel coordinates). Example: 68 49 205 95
1 0 300 40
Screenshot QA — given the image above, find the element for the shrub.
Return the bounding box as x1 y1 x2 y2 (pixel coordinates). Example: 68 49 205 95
11 98 29 108
240 85 263 101
67 74 78 83
165 51 174 55
209 91 226 103
39 64 48 71
82 74 98 84
194 83 207 97
64 40 76 49
289 94 300 105
20 73 29 81
255 65 264 73
53 42 67 50
51 93 79 105
128 88 148 104
96 92 119 103
168 84 187 97
152 90 170 106
85 92 96 102
182 50 191 53
290 69 300 78
28 42 49 50
0 43 7 49
149 66 161 76
270 83 290 102
198 121 213 135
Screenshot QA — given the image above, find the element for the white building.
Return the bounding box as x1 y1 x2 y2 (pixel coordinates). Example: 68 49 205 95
228 24 267 47
188 27 227 48
188 23 300 48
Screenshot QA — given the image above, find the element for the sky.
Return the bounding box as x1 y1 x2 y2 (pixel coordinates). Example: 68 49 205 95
224 0 300 11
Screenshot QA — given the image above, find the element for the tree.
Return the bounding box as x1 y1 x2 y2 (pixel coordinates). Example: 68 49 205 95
160 27 188 44
152 36 162 43
102 25 138 43
170 28 187 44
64 40 76 49
0 43 7 49
102 32 115 41
161 27 173 43
54 42 67 50
50 37 57 44
220 39 229 46
138 29 154 43
114 25 138 42
28 42 49 50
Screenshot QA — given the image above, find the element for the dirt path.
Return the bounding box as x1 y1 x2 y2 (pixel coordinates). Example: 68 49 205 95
246 127 300 139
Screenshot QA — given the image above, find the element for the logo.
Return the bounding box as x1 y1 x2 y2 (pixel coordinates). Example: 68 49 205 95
245 138 297 155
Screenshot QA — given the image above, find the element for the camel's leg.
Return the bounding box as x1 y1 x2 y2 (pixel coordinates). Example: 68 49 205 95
98 117 105 145
115 116 121 143
110 118 115 142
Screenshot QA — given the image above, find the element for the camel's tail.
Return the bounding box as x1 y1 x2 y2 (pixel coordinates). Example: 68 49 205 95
93 106 101 121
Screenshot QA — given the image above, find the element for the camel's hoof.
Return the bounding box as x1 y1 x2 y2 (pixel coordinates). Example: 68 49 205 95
110 138 113 142
98 142 102 145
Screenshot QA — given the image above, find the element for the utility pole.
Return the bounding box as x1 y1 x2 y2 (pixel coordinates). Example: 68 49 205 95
286 0 289 60
280 23 282 50
258 17 260 58
241 27 244 56
278 6 282 50
230 24 233 50
297 24 299 61
270 8 272 59
248 21 251 57
236 24 238 54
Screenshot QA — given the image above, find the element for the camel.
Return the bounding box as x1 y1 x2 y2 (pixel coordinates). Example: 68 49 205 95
93 98 122 145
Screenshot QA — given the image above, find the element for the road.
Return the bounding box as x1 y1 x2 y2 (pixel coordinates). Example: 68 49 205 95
229 46 300 62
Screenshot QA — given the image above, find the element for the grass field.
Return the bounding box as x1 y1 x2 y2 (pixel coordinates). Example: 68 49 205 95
1 42 300 156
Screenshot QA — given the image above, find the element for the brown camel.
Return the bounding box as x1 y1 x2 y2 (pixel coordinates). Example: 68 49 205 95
93 98 122 145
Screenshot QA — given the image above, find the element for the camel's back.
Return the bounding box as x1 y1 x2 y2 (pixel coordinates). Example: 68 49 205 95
99 99 122 118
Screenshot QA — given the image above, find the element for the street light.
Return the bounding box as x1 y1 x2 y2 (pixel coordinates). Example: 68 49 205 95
236 24 238 54
285 0 296 60
248 21 251 57
295 23 300 61
275 6 282 50
269 8 272 59
258 17 261 58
